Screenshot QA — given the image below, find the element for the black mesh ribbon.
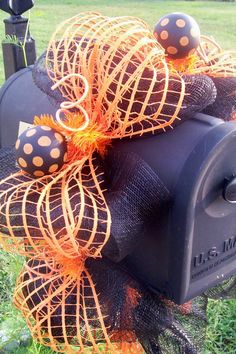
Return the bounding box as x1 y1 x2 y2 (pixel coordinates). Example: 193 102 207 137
103 150 170 262
0 147 19 179
204 77 236 120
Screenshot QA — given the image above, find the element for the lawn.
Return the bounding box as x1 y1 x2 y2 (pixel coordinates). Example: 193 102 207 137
0 0 236 353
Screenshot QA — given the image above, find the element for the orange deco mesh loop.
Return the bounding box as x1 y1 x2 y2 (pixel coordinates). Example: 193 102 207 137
14 257 144 354
0 156 111 259
194 35 236 77
46 12 185 137
14 258 114 354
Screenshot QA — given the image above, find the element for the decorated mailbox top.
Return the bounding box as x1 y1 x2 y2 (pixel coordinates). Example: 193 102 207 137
0 11 235 354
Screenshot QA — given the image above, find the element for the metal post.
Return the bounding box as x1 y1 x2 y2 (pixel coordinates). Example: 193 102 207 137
0 0 36 80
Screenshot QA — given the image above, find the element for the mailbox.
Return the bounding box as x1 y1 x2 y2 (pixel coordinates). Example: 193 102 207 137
106 113 236 303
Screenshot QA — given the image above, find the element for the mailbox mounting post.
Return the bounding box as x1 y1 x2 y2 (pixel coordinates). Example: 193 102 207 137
0 0 36 79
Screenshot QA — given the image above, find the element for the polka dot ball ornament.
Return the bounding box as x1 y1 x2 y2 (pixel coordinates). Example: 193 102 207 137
15 125 67 177
154 12 201 59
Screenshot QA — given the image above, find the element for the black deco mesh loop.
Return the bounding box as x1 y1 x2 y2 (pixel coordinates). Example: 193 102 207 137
203 77 236 120
103 150 170 262
0 147 18 179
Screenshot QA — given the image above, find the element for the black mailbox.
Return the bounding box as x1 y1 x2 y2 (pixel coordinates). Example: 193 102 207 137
107 113 236 303
0 68 236 304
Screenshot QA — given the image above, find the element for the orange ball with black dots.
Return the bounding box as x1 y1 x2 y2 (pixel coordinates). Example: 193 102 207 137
154 12 200 59
15 126 68 178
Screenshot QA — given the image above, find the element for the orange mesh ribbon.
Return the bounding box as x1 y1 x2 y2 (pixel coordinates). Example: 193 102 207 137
46 12 185 138
0 156 110 259
14 257 144 353
167 35 236 77
14 258 113 353
193 35 236 77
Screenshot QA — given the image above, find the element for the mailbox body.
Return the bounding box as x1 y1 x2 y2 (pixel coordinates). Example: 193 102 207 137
111 115 236 303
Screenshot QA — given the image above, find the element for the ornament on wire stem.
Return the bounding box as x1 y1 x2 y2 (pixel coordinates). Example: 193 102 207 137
15 125 67 177
154 12 201 59
15 74 91 178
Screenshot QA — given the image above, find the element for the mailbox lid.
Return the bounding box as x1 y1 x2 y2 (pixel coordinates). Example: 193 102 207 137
0 67 58 148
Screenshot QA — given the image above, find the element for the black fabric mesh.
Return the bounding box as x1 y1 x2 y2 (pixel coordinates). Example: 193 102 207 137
204 275 236 300
87 258 208 354
180 75 216 118
203 77 236 120
32 53 64 107
103 150 170 262
0 146 19 178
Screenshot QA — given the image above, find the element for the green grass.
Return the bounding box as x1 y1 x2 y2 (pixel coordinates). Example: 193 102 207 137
0 1 236 353
205 299 236 354
0 0 235 82
0 249 56 354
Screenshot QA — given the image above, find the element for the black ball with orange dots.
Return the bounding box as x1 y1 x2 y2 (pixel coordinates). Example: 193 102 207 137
15 126 68 177
154 12 200 59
